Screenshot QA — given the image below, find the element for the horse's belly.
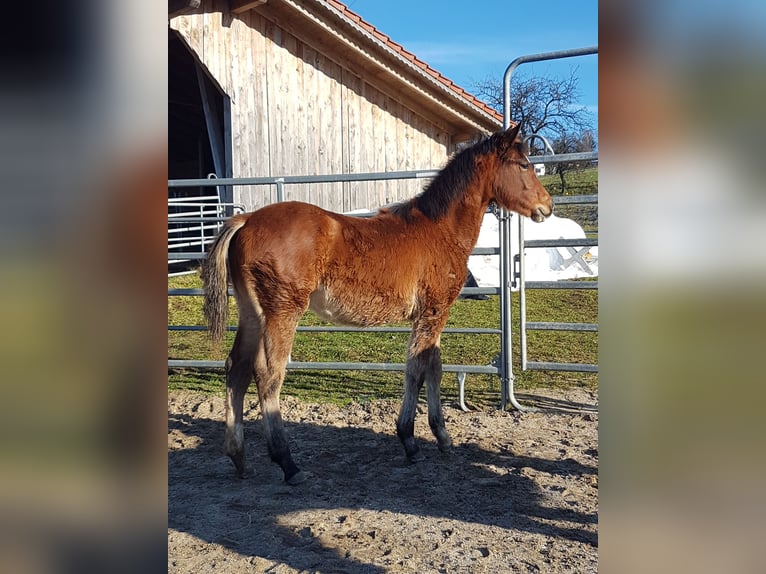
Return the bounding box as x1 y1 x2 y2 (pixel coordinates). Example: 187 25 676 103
308 285 416 326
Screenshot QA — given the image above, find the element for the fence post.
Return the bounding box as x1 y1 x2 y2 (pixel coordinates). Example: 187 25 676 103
498 208 514 410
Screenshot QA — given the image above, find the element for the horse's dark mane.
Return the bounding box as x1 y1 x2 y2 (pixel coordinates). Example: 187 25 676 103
396 135 498 222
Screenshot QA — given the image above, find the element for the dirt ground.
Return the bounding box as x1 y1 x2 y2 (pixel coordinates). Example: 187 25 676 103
168 388 598 573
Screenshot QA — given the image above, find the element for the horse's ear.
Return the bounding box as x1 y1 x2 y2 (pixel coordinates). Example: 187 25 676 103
495 123 521 157
505 123 521 142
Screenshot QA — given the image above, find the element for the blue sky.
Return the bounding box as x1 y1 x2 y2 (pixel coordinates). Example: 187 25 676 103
346 0 598 117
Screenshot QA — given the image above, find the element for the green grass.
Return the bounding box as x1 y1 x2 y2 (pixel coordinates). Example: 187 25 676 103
539 166 598 234
539 165 598 196
169 274 598 408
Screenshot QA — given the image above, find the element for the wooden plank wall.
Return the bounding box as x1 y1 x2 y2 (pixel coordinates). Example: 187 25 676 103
171 0 452 213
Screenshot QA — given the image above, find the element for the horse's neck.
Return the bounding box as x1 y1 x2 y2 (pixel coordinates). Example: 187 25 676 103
444 187 491 257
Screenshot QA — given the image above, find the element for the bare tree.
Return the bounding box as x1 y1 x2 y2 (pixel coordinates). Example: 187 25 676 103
472 67 594 151
473 68 596 191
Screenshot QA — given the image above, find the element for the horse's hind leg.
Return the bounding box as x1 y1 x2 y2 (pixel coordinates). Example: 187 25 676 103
224 319 261 478
397 316 451 460
397 353 427 461
254 314 305 485
425 345 452 452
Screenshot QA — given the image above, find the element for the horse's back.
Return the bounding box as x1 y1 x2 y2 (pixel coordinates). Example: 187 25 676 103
226 200 464 326
238 200 336 239
230 201 336 261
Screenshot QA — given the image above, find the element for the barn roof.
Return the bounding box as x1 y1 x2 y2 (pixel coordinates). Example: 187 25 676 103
228 0 503 138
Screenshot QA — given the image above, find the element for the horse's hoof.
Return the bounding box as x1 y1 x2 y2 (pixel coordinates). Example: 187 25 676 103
407 451 425 463
401 436 423 462
437 438 453 453
285 470 307 485
229 454 246 478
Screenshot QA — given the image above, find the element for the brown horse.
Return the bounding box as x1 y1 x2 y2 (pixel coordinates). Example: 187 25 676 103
202 124 552 484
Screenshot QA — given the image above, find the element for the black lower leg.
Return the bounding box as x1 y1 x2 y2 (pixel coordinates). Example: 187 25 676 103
429 414 452 451
229 450 246 478
267 439 303 484
396 417 421 461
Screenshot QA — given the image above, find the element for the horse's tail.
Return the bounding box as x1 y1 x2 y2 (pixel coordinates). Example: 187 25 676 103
201 214 249 345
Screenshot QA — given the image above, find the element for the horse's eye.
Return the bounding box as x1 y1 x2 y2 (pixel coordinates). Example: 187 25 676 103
519 162 529 170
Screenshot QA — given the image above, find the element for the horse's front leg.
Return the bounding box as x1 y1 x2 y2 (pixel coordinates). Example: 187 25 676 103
397 316 451 460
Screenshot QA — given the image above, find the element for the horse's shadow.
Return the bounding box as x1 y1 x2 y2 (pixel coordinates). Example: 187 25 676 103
168 410 597 573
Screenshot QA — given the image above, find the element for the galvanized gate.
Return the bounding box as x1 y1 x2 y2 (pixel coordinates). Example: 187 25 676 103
168 173 245 275
500 46 598 410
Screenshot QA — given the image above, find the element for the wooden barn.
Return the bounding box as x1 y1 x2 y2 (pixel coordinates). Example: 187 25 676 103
168 0 502 214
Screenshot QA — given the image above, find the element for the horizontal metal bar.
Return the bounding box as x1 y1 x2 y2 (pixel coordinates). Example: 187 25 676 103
169 288 209 295
167 228 217 237
524 361 598 373
470 247 500 255
168 359 499 374
168 237 211 243
169 325 502 335
167 202 226 208
168 210 223 217
525 321 598 332
524 238 598 248
168 236 213 245
524 281 598 290
168 217 228 223
459 287 499 296
167 226 218 234
168 169 441 188
168 197 221 203
168 162 597 189
168 253 206 261
168 226 219 235
527 151 598 164
552 194 599 205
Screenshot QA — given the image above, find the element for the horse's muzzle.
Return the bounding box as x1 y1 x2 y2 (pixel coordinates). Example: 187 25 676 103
531 205 552 223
